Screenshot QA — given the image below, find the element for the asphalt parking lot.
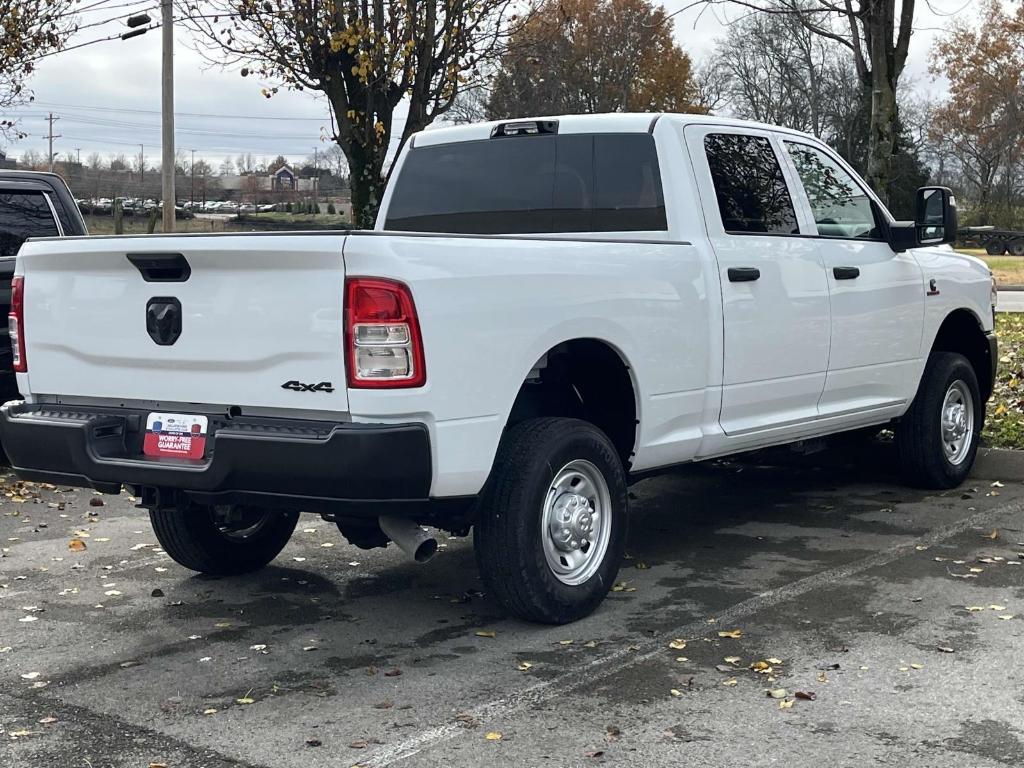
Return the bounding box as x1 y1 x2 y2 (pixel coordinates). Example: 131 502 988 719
2 445 1024 768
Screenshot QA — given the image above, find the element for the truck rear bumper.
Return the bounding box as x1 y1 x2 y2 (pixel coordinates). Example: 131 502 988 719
0 402 433 513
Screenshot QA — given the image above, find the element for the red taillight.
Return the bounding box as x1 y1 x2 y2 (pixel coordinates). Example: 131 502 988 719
344 277 425 388
9 275 26 373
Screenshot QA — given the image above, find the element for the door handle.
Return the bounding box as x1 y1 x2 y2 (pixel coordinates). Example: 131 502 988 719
833 266 860 280
727 267 760 283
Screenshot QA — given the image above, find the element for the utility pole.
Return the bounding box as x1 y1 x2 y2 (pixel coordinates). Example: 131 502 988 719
190 149 196 209
138 144 145 190
75 148 81 165
45 113 61 173
161 0 175 232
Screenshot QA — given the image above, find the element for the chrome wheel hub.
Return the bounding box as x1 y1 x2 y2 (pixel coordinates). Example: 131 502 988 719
541 459 613 586
549 493 595 552
940 380 974 466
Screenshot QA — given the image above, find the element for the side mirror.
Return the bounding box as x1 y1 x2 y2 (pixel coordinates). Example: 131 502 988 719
915 186 957 246
883 186 959 253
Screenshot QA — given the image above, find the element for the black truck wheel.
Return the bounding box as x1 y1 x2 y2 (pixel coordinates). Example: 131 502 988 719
896 352 981 489
986 240 1007 256
1009 239 1024 257
150 504 299 575
474 417 628 624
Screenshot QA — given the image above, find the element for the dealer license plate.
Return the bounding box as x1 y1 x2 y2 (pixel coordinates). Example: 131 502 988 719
143 413 209 460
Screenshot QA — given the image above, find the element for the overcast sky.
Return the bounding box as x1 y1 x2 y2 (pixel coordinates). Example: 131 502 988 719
1 0 978 170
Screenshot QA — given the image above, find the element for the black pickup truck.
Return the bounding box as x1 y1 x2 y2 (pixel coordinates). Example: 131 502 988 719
0 171 88 399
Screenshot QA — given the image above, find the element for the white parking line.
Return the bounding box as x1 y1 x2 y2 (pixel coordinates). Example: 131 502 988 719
361 499 1024 767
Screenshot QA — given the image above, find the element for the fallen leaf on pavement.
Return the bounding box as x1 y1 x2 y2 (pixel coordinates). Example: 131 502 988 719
722 678 737 686
236 697 255 705
516 662 533 671
723 656 741 664
778 699 794 709
718 629 742 639
767 689 787 699
485 731 503 741
475 630 496 638
68 539 86 552
794 691 816 701
668 639 687 650
937 646 955 653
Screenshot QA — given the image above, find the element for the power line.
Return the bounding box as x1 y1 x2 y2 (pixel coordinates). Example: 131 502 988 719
29 101 330 123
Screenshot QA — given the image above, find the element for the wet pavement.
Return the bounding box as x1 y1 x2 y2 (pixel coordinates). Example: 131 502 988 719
2 445 1023 768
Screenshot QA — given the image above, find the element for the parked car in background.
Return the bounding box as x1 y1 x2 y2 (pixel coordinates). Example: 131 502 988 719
0 114 996 624
0 171 87 400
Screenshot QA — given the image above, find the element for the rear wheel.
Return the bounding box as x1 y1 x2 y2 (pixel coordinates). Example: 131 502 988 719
474 417 627 624
896 352 981 489
1009 239 1024 257
150 503 299 575
986 240 1007 256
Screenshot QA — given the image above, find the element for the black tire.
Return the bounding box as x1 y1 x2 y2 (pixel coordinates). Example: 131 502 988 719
896 352 982 489
474 417 628 624
1010 239 1024 257
150 504 300 575
986 240 1007 256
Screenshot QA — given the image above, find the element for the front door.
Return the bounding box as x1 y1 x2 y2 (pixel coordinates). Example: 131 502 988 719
779 139 924 417
685 126 830 437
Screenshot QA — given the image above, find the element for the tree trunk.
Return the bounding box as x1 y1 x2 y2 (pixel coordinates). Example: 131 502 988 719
343 139 387 230
865 73 897 206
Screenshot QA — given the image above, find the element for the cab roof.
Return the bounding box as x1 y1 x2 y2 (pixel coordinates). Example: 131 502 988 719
413 112 819 147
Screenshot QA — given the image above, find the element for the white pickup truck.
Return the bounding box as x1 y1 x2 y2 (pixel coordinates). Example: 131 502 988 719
0 114 997 624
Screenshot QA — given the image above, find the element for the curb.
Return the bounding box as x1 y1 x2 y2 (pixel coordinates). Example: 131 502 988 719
998 284 1024 292
971 447 1024 481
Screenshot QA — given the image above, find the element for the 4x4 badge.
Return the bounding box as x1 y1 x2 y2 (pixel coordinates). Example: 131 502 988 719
281 380 334 393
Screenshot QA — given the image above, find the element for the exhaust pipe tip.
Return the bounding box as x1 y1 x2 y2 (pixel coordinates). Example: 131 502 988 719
378 515 438 564
412 537 438 563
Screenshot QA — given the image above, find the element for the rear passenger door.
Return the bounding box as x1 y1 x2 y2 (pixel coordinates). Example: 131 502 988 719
780 139 924 417
0 185 62 258
0 184 62 392
684 125 830 437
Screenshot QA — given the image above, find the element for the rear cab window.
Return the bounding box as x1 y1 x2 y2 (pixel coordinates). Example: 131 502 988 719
0 191 60 257
384 133 667 234
702 133 799 236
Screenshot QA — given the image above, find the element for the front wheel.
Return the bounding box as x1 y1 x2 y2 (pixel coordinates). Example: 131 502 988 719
474 417 628 624
150 503 299 575
896 352 982 489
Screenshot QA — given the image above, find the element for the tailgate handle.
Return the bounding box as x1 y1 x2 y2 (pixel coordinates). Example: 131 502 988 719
127 253 191 282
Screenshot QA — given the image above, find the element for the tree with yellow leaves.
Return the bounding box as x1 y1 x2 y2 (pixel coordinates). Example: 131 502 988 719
184 0 527 227
0 0 77 140
486 0 704 119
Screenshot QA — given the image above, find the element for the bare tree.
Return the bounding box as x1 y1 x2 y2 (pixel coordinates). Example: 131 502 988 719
690 0 920 204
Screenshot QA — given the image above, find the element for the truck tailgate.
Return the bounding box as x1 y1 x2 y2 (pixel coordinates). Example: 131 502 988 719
18 234 349 412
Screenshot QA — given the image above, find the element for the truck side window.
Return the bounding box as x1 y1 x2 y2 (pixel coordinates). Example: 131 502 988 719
0 192 59 257
703 133 799 235
385 133 667 234
784 142 880 240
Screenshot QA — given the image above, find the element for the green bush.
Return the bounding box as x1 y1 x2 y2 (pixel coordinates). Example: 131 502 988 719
327 202 336 214
285 201 292 213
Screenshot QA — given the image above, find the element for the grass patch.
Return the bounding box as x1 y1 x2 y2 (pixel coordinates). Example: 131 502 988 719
958 248 1024 285
984 312 1024 449
85 215 226 235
